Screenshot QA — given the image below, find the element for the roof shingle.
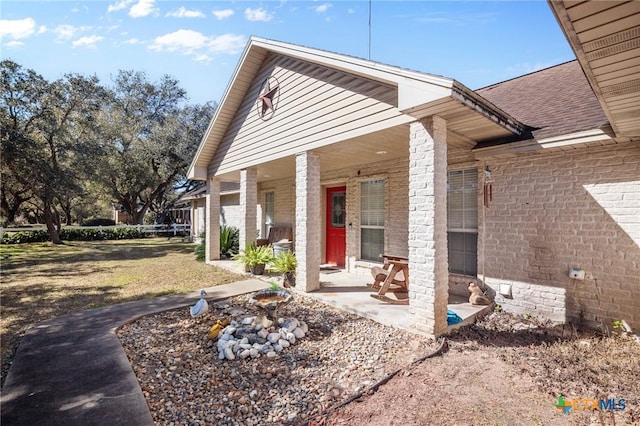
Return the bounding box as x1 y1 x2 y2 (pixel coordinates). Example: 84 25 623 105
476 60 609 140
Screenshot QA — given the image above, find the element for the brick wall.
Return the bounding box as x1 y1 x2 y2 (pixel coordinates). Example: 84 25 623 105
481 141 640 328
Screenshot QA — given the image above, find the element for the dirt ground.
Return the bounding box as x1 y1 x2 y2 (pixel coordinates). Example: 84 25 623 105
316 313 640 426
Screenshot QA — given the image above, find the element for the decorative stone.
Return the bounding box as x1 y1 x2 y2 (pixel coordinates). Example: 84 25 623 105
293 327 305 339
240 349 251 359
273 343 282 352
242 317 255 325
249 390 258 399
266 351 277 358
281 318 299 332
300 322 308 333
224 326 236 335
268 333 281 343
224 347 235 360
249 348 259 358
286 332 296 344
278 339 290 348
257 329 269 339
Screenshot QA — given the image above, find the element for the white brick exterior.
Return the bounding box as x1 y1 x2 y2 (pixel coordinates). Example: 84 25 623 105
481 142 640 328
408 117 449 336
296 152 321 292
205 178 221 262
239 169 257 249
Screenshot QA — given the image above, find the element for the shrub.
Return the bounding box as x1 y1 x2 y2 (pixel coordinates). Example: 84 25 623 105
220 226 239 258
1 230 49 244
81 217 115 226
1 227 147 244
194 233 206 262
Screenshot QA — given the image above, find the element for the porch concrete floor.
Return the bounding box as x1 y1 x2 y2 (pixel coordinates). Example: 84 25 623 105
209 260 491 336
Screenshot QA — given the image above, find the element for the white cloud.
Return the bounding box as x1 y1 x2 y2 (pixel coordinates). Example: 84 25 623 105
207 34 245 53
244 7 273 22
166 7 205 18
72 35 104 48
123 37 144 45
54 24 77 40
315 3 331 13
129 0 157 18
0 17 38 40
107 0 133 13
54 24 92 41
149 29 209 52
213 9 234 20
149 30 245 60
5 40 24 47
347 8 355 14
194 54 212 63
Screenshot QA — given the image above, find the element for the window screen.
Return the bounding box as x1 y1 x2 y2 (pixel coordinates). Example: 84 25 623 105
361 180 384 261
264 192 274 237
447 169 477 275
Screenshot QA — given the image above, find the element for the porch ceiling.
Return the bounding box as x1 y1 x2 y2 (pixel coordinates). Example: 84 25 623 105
214 119 480 184
549 0 640 141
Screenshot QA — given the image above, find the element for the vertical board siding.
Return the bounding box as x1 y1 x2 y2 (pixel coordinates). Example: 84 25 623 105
211 53 400 175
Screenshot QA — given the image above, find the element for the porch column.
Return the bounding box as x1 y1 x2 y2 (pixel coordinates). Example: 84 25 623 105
239 168 258 250
408 116 449 336
295 151 321 292
205 177 221 262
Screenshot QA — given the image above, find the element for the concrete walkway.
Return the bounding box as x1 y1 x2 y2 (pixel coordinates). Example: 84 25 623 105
0 279 267 426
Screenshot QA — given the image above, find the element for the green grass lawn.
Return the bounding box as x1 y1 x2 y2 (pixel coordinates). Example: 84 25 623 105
0 237 243 387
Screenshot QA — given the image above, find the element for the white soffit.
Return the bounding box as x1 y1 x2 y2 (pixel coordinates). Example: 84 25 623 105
549 0 640 141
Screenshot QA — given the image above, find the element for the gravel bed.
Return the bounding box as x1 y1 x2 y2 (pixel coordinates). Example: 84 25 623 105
116 292 436 425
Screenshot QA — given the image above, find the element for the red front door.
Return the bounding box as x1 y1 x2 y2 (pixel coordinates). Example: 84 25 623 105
326 186 346 267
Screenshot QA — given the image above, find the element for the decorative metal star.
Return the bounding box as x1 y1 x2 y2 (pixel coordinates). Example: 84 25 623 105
258 77 279 119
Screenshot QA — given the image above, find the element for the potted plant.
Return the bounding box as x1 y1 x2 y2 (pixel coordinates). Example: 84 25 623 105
233 243 274 275
270 250 297 287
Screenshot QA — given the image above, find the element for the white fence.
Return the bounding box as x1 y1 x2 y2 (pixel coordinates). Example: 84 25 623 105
0 224 191 239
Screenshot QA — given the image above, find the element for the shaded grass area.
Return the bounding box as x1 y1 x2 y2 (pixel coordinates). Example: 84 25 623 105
0 238 244 388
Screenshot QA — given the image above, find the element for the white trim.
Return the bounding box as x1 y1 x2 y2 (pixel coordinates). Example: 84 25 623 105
473 128 613 159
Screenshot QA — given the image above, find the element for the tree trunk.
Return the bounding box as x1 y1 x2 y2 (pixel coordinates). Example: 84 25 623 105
43 199 63 244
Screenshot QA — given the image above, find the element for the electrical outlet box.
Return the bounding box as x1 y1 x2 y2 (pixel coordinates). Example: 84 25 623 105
569 267 585 280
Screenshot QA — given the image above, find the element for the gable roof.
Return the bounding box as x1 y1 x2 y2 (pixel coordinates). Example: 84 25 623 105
477 60 609 140
187 37 527 180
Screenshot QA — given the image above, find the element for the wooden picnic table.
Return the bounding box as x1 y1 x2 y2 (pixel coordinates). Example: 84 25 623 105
369 254 409 305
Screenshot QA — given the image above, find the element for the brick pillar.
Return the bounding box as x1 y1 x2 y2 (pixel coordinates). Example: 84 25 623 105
408 116 449 336
239 168 257 250
205 178 221 262
295 151 321 292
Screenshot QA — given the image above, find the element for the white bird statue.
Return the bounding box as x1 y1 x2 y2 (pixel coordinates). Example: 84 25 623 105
190 289 209 318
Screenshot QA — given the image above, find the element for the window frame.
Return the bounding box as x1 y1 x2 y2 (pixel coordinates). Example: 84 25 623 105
447 168 478 276
360 179 385 262
264 191 274 238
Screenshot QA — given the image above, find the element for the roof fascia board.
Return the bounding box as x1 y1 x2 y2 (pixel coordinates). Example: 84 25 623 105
187 40 259 180
473 128 613 159
547 1 620 137
451 82 527 136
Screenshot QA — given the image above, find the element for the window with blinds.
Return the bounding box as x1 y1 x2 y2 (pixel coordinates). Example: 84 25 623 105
360 179 384 261
264 191 274 238
447 169 478 276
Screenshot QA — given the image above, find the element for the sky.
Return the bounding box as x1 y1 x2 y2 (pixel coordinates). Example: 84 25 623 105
0 0 577 106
